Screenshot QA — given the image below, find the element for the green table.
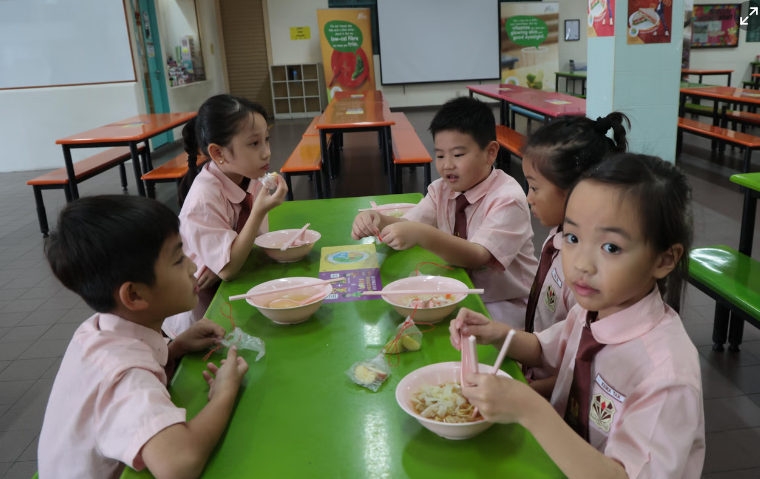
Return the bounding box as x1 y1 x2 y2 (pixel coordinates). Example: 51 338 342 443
122 194 564 479
554 71 586 97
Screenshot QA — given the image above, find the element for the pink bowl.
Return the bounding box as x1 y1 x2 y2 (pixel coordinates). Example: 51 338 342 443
254 229 321 263
381 276 468 323
245 277 332 324
396 361 512 440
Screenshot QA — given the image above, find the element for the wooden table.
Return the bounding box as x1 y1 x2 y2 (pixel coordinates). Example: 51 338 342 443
316 97 396 195
554 71 586 96
753 73 760 90
679 86 760 148
468 84 585 127
751 61 760 76
681 69 733 87
55 113 196 199
120 194 564 479
333 90 385 102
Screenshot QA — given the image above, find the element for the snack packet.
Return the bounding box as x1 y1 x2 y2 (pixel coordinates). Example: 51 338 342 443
382 316 423 354
346 353 391 392
222 327 266 361
260 172 279 194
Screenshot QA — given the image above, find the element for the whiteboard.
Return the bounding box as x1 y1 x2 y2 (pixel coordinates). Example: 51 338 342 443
377 0 500 85
0 0 135 89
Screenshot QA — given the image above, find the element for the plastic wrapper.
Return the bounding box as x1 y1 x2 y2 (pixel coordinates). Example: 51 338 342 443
382 316 423 354
221 327 266 362
346 353 391 392
260 172 279 194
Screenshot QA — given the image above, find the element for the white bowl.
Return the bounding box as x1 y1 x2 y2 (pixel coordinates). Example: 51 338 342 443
245 277 332 324
254 229 321 263
381 276 468 323
396 361 512 440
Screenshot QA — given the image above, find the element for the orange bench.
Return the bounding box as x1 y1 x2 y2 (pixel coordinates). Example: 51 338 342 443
392 130 432 194
390 112 415 131
141 152 210 199
677 117 760 174
281 136 330 200
27 146 146 236
495 125 528 193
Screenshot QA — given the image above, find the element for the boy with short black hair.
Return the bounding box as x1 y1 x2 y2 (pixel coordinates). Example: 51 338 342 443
352 97 538 324
38 195 248 479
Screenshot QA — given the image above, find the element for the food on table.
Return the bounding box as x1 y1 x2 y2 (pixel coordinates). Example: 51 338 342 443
395 293 456 309
354 364 388 385
400 335 421 351
411 382 483 423
267 292 318 308
383 334 421 354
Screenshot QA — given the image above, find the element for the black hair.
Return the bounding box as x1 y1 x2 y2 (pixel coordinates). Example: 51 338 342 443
569 153 694 313
178 94 268 205
523 112 630 190
429 97 497 150
44 195 180 313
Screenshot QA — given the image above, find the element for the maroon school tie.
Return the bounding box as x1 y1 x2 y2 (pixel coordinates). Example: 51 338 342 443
524 230 560 333
564 313 606 441
453 194 470 240
235 180 253 233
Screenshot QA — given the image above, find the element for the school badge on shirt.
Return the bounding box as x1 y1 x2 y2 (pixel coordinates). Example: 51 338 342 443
544 285 557 312
589 393 616 433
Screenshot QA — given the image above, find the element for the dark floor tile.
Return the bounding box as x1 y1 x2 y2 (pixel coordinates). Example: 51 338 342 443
0 290 24 302
17 287 60 301
35 296 80 311
0 313 28 329
686 324 718 347
2 460 38 479
0 328 8 340
750 394 760 408
37 323 78 342
0 326 50 345
0 299 46 314
17 434 38 461
0 429 38 462
698 345 760 370
0 381 35 406
0 277 43 290
700 356 744 399
40 358 62 380
17 309 67 327
0 462 10 477
18 340 69 360
681 307 711 327
704 468 760 479
728 365 760 395
56 308 93 324
0 342 33 362
704 429 760 473
0 362 8 375
704 395 760 432
0 378 54 432
0 358 56 382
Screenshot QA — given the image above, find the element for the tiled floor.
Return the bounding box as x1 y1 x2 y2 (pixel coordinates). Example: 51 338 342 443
0 108 758 478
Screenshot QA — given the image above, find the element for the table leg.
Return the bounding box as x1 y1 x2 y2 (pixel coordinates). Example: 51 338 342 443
699 74 703 83
469 90 473 98
582 79 586 96
739 189 757 256
727 73 731 87
382 126 395 194
319 129 332 199
505 102 511 129
62 145 79 200
144 140 154 171
678 92 686 118
555 76 559 93
711 102 719 151
129 142 146 197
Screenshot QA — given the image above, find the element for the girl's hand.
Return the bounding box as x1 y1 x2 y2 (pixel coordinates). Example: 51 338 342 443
252 174 288 214
462 373 535 424
197 267 221 291
202 346 249 401
170 318 225 359
449 308 511 350
379 221 420 250
351 211 382 240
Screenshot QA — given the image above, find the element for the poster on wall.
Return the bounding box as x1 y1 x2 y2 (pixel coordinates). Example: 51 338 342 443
500 2 559 91
588 0 615 37
317 9 376 102
627 0 673 44
691 4 741 48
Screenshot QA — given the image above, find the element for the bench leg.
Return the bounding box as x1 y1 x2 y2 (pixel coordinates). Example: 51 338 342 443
728 314 744 352
32 186 49 237
128 143 146 197
142 148 156 198
742 147 753 174
119 163 128 191
395 165 402 194
711 303 730 352
283 172 294 201
423 163 431 190
64 185 72 202
676 129 683 157
314 170 324 199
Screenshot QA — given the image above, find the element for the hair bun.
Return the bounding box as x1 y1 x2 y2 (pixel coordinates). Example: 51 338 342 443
594 116 613 134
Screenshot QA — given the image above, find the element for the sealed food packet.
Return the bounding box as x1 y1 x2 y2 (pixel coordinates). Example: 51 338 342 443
260 172 279 194
382 316 423 354
346 353 391 392
222 327 266 361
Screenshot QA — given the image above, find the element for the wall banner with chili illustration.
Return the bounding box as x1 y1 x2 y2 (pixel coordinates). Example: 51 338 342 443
588 0 615 37
627 0 673 44
317 8 376 102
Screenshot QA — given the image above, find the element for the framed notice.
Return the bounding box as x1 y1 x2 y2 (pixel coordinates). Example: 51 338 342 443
566 19 581 40
691 4 741 48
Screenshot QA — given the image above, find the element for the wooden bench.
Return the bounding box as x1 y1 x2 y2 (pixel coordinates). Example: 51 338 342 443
689 173 760 352
392 130 432 194
281 136 330 200
141 152 210 199
496 125 528 193
390 112 415 131
27 146 146 236
676 117 760 173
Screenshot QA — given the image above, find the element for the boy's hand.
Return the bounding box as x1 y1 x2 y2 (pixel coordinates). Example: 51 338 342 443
252 174 288 215
170 318 226 358
379 221 423 250
197 267 221 291
449 308 511 350
351 211 382 240
462 373 535 424
203 346 249 402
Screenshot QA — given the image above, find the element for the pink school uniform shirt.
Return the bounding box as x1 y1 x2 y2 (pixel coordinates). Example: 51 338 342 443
533 227 576 334
38 313 186 479
163 161 268 337
402 169 538 325
535 287 705 478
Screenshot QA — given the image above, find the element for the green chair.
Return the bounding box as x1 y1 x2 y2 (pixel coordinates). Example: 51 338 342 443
689 173 760 351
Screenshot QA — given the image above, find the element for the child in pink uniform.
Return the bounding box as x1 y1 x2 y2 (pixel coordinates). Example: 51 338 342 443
351 97 538 323
38 196 249 479
521 112 629 396
164 95 288 337
450 154 704 479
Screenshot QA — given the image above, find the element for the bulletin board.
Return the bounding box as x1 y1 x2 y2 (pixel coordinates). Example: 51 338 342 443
691 4 741 48
0 0 136 90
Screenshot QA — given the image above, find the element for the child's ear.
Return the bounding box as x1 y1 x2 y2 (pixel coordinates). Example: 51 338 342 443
653 244 684 279
207 143 225 165
485 140 500 166
118 282 150 312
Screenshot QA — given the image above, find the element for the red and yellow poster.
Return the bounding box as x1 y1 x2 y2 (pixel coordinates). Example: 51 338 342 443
588 0 615 37
627 0 673 44
691 5 741 48
317 9 376 102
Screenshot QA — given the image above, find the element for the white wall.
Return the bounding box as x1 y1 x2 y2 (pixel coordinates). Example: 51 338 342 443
268 0 328 65
688 2 757 87
557 0 588 71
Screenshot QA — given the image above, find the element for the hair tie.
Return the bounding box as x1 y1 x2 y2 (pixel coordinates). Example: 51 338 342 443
595 116 613 134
